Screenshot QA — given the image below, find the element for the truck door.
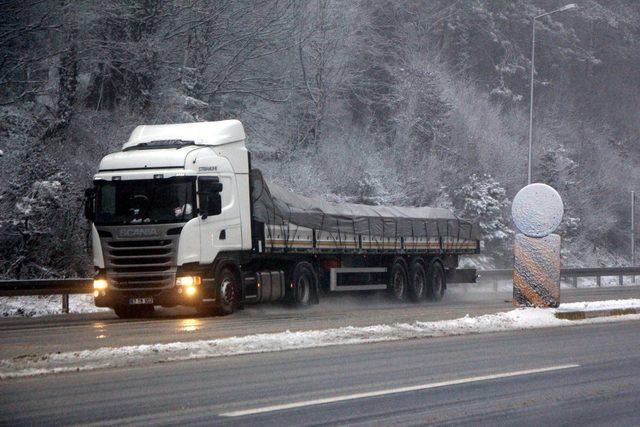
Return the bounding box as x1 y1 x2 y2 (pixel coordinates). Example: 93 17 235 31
198 174 242 263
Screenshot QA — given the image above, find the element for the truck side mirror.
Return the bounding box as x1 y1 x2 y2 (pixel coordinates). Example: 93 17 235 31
84 188 96 221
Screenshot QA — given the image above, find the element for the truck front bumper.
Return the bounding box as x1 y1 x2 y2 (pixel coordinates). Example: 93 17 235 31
94 285 214 308
93 267 216 308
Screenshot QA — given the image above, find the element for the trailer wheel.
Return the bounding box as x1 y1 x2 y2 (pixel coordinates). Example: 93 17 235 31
113 304 154 319
408 259 427 301
388 258 408 301
289 261 315 307
427 260 446 302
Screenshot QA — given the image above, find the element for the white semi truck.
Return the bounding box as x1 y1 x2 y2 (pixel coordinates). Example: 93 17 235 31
84 120 480 318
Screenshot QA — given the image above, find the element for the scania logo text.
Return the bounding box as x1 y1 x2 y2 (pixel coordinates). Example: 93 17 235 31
117 228 160 238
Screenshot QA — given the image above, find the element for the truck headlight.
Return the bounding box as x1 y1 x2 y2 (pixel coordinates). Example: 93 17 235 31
176 276 202 287
93 279 108 290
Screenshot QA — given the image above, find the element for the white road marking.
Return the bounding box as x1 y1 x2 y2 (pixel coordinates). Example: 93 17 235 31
220 364 580 417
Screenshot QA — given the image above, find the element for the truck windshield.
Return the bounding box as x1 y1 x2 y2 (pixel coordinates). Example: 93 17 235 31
94 177 196 225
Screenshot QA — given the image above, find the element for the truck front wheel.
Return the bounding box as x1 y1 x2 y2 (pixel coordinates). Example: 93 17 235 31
196 267 239 317
215 268 238 316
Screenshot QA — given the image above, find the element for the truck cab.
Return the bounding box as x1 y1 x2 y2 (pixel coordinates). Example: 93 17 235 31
86 120 253 317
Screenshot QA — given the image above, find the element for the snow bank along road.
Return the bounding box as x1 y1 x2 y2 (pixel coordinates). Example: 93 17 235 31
0 286 637 378
2 319 640 425
2 301 639 379
0 285 638 362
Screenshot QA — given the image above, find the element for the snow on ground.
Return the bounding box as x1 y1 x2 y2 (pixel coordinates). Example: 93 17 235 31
0 295 110 318
449 277 640 294
557 299 640 311
3 278 638 317
2 303 640 379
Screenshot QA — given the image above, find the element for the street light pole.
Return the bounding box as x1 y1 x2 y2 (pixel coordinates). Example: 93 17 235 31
633 192 636 263
633 191 636 283
528 18 536 185
527 3 578 185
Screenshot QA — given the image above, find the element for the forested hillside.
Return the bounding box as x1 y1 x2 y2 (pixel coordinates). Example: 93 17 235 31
1 0 639 278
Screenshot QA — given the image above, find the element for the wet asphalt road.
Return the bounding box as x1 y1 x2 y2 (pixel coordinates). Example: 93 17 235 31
0 286 639 360
2 316 640 425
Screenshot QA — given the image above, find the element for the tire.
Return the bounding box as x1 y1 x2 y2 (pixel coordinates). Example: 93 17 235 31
195 304 216 317
113 304 154 319
427 259 446 302
408 259 427 301
289 261 316 307
388 258 408 302
215 267 238 316
113 305 130 318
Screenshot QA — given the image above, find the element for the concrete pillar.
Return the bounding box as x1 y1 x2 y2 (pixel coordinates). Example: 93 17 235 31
513 233 561 307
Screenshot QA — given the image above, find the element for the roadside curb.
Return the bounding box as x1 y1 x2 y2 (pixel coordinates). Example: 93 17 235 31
555 307 640 320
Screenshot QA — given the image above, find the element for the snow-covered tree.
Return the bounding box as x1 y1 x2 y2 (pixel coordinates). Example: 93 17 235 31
2 0 640 275
454 174 512 264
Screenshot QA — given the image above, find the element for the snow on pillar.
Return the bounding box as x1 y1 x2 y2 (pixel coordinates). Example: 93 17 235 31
511 183 564 308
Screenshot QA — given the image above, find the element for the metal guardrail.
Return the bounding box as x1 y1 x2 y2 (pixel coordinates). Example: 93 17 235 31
0 267 639 312
477 266 640 290
0 279 93 296
0 279 92 313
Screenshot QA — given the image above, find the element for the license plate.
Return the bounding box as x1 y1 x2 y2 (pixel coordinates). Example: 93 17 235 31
129 297 153 305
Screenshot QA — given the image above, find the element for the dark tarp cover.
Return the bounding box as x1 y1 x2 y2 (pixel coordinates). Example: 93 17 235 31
251 170 480 240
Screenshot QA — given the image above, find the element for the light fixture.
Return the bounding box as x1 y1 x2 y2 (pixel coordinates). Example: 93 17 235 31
558 3 578 12
176 276 202 287
93 279 108 291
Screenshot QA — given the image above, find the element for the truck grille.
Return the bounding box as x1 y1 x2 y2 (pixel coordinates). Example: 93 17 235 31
103 237 178 290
